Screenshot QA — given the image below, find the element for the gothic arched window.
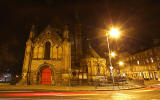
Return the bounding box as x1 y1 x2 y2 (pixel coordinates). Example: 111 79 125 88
44 41 51 59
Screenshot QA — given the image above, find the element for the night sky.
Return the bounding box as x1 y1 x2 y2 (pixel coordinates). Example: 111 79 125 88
0 0 160 74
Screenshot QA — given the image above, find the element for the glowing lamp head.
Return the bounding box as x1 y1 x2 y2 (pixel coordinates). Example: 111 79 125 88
109 28 120 38
119 61 124 66
111 52 116 57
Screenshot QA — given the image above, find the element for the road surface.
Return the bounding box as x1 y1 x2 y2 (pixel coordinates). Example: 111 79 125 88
0 84 160 100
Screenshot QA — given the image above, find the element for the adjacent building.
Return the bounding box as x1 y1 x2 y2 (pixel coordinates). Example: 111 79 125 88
121 47 160 81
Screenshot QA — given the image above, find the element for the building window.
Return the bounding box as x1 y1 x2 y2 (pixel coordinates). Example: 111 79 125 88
44 41 51 59
83 73 87 79
150 57 154 63
146 59 149 63
79 73 82 79
137 61 140 65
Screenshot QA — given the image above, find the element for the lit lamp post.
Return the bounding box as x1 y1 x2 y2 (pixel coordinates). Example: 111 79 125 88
106 27 120 85
119 61 124 77
119 61 124 66
111 52 116 58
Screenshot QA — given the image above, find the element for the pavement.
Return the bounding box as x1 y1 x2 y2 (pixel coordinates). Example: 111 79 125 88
0 83 145 91
0 85 144 91
144 80 160 87
0 80 159 91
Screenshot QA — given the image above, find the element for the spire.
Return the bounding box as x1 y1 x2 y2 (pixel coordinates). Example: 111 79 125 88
63 25 69 39
29 24 35 39
74 14 82 63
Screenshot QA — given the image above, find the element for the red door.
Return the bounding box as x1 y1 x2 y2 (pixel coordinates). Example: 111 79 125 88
41 68 51 84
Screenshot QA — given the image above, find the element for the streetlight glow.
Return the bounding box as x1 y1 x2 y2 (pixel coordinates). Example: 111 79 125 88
109 28 120 38
105 26 121 85
119 61 124 66
111 52 116 57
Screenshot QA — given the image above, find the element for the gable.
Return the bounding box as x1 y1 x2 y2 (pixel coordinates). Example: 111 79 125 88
34 25 62 46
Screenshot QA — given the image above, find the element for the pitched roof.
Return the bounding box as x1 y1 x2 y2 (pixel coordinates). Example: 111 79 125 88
85 43 100 58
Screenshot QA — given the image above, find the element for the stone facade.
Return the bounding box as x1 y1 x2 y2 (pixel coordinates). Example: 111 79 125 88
20 24 107 86
20 25 71 85
80 57 107 85
121 47 160 81
71 44 108 85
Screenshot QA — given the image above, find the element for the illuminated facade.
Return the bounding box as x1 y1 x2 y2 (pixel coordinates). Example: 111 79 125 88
121 47 160 81
74 44 108 85
19 24 107 86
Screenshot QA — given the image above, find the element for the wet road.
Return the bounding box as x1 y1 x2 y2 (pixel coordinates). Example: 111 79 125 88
0 85 160 100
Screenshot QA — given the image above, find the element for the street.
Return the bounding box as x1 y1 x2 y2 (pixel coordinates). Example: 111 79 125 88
0 84 160 100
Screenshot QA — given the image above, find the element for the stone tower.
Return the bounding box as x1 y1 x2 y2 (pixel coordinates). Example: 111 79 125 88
74 24 83 65
71 12 83 67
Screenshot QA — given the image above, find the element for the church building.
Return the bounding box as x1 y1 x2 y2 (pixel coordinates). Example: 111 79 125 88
20 24 107 86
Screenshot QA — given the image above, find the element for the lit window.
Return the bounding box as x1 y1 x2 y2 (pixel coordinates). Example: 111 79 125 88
83 73 87 79
150 58 154 63
79 73 82 79
146 59 149 63
137 61 140 65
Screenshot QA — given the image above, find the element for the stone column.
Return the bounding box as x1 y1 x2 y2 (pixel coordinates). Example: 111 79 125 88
62 38 71 86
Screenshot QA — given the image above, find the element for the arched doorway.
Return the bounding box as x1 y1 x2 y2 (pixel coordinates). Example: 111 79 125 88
41 67 52 84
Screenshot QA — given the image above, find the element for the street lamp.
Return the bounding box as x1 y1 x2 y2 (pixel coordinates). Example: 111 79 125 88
111 52 116 57
106 27 120 85
119 61 124 66
109 28 120 38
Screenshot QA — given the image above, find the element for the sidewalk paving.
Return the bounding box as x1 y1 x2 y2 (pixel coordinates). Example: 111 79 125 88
144 80 160 88
0 83 145 91
1 80 160 91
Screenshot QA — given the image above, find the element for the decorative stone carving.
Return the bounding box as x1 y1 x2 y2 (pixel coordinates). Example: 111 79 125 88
19 25 71 86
